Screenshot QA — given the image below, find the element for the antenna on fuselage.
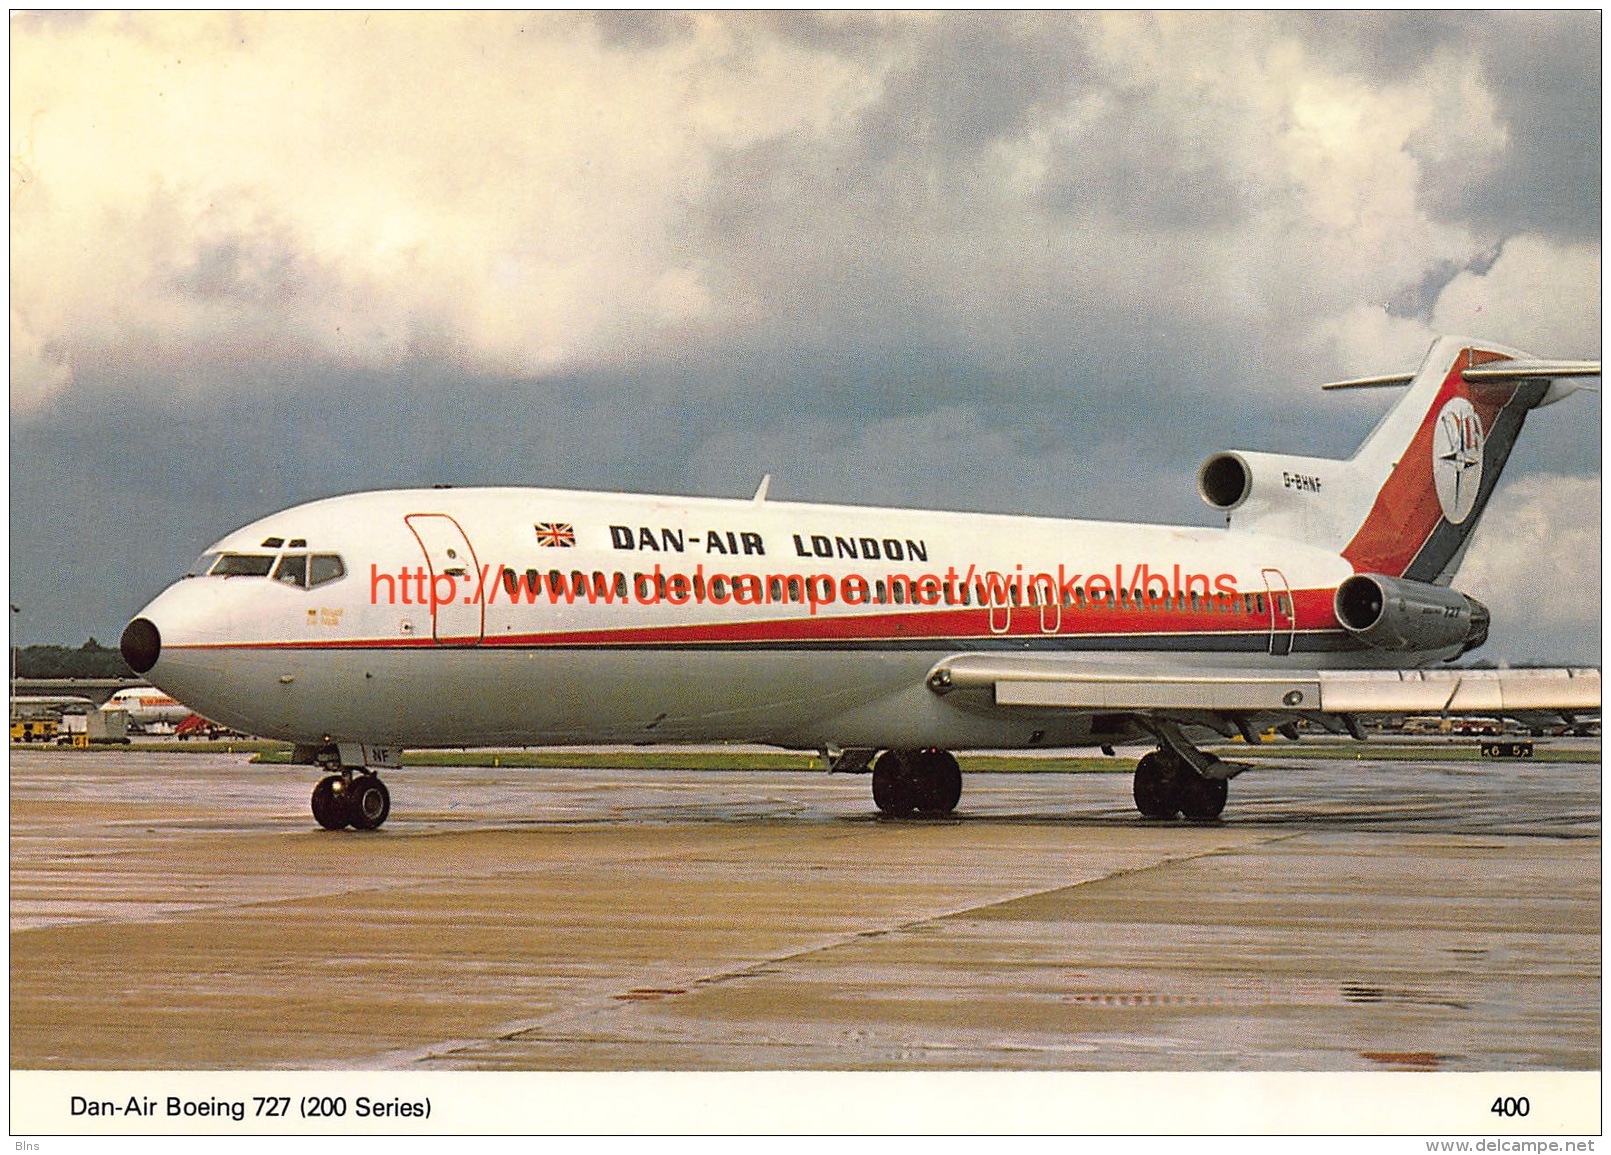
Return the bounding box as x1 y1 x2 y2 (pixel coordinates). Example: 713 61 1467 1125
752 474 772 503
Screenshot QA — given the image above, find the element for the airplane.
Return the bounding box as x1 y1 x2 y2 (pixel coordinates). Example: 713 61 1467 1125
119 336 1601 831
101 685 195 730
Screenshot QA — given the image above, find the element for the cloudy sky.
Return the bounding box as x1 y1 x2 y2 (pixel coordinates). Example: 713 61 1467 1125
10 11 1601 662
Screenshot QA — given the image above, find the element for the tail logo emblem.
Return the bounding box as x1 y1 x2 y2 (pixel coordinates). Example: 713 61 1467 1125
1433 397 1484 525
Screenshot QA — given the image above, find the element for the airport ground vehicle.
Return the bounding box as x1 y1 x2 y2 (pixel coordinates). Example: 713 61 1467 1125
11 718 59 743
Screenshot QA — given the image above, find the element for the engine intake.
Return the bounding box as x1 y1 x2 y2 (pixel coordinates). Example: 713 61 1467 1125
1334 573 1489 655
1197 452 1252 511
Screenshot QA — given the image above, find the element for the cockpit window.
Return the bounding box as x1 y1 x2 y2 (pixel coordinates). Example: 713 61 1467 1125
212 553 276 577
273 554 309 587
185 552 221 578
308 554 346 588
268 553 346 590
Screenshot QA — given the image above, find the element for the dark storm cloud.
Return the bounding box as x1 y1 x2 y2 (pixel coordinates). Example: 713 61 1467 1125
1272 10 1479 79
1453 11 1603 241
1037 90 1257 230
851 13 1095 160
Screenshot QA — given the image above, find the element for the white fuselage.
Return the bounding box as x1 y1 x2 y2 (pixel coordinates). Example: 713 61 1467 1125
130 486 1420 752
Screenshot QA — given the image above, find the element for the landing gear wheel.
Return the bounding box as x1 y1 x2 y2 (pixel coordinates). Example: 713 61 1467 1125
311 774 351 830
912 749 962 814
1177 772 1228 821
1132 751 1181 819
872 750 918 817
347 774 391 830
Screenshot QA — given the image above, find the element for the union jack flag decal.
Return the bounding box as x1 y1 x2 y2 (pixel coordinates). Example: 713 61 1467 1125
534 522 576 547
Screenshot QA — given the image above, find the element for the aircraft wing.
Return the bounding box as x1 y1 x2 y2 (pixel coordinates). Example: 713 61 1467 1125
927 656 1599 733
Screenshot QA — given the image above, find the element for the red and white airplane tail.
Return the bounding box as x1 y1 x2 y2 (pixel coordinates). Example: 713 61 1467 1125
1198 335 1600 582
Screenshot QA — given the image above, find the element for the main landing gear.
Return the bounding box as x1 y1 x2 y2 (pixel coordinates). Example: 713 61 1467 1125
871 748 963 817
311 770 392 830
1127 717 1251 821
1132 748 1230 821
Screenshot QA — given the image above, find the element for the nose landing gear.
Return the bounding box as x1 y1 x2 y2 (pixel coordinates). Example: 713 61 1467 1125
310 760 393 831
310 774 350 830
307 744 396 831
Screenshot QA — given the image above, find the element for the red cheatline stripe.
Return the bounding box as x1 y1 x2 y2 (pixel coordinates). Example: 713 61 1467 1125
164 587 1343 649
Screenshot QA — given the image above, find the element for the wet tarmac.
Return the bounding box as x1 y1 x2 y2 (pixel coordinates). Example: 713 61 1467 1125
10 745 1600 1075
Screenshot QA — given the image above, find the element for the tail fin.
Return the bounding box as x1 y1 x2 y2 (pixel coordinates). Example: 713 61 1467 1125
1199 336 1599 582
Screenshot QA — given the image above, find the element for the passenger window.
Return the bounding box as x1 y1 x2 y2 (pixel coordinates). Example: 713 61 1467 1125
274 554 309 588
308 555 345 588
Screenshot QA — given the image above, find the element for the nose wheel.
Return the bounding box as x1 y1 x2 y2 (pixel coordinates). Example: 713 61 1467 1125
311 772 391 830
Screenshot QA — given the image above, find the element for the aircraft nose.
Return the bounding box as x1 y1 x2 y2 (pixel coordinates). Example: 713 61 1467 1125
120 617 162 674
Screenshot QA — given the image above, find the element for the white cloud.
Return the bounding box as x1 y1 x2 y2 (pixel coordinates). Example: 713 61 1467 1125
13 12 1598 415
9 12 885 408
1430 235 1601 356
1455 473 1601 662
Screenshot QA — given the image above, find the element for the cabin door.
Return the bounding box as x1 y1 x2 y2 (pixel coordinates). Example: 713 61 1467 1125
1261 567 1296 657
405 513 486 645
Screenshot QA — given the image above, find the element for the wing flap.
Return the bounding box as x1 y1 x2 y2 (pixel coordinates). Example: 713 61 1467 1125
931 655 1599 718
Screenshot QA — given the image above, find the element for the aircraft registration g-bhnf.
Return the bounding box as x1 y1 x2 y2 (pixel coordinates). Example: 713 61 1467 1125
122 337 1601 830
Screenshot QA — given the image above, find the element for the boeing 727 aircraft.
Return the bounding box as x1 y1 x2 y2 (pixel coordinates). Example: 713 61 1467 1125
121 337 1600 830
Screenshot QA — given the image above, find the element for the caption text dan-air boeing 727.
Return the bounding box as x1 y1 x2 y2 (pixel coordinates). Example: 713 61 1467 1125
121 337 1600 830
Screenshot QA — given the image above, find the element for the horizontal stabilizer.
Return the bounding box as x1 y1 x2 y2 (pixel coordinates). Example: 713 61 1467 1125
1320 372 1416 392
1461 358 1601 382
1322 357 1600 392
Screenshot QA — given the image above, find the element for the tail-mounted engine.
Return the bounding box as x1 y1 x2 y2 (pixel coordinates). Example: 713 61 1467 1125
1334 573 1489 656
1197 449 1358 547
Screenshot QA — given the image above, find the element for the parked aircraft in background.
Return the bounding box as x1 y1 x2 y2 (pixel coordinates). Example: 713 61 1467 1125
122 337 1599 830
101 686 195 731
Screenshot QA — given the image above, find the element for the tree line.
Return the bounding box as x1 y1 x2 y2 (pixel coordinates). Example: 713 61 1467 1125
12 640 136 680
